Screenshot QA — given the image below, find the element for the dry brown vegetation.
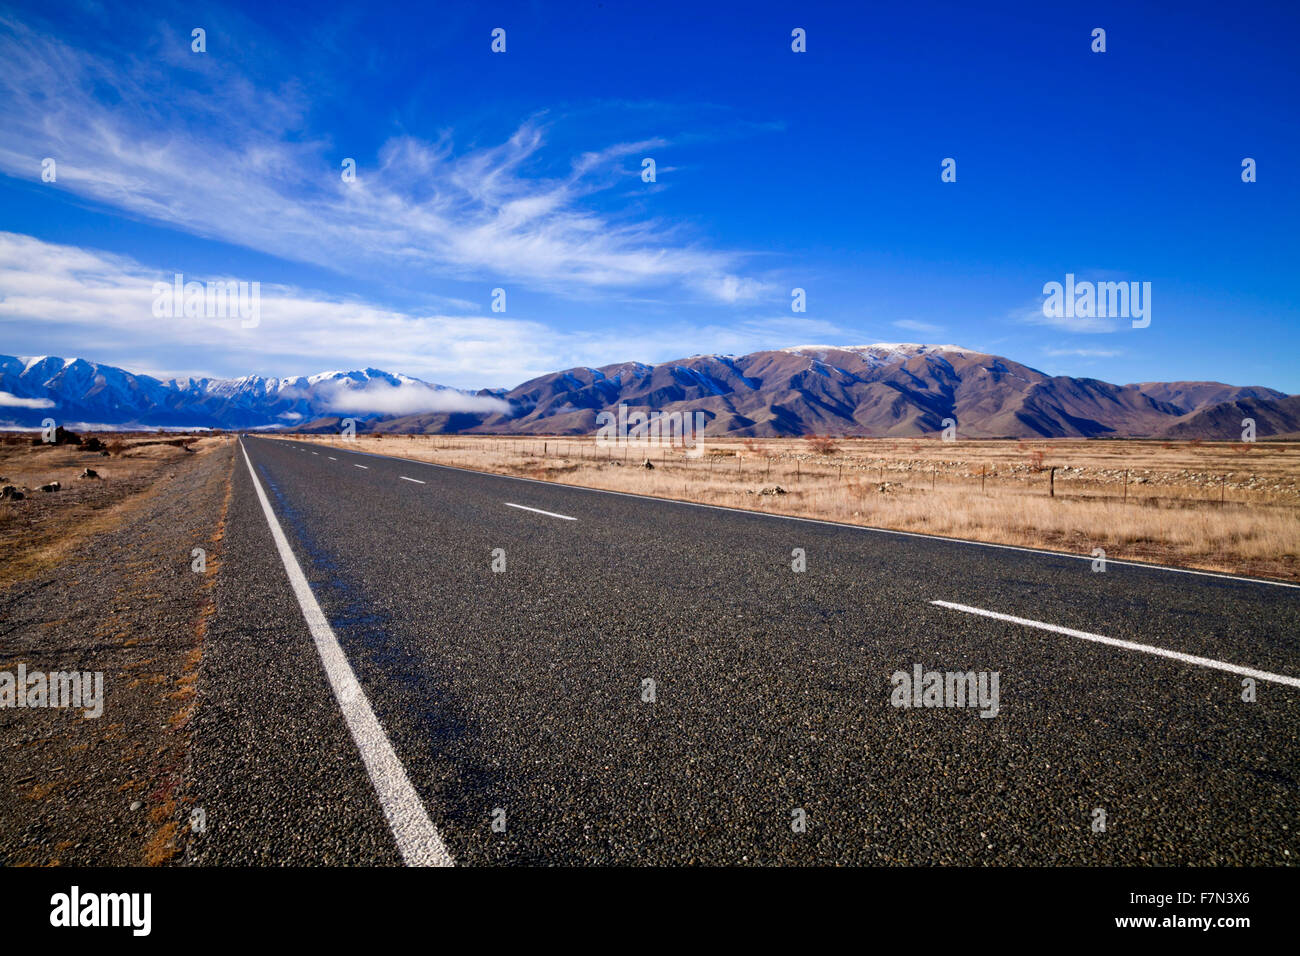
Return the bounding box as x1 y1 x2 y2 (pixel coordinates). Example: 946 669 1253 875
288 433 1300 581
0 432 230 589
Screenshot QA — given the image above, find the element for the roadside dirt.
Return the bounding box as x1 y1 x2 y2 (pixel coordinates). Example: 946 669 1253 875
0 436 234 865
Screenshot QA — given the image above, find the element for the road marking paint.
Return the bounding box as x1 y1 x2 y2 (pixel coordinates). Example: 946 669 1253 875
399 476 425 484
505 502 576 521
931 600 1300 689
354 464 368 469
248 438 1298 591
238 440 453 866
311 452 318 455
328 456 337 460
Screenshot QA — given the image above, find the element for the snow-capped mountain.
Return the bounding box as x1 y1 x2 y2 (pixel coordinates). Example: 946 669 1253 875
365 344 1291 439
0 347 1290 438
0 355 502 429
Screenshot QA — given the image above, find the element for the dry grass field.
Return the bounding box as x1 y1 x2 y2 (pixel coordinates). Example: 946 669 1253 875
287 432 1300 582
0 432 231 589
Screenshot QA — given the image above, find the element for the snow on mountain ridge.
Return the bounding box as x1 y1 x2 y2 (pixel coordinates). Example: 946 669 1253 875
0 353 477 428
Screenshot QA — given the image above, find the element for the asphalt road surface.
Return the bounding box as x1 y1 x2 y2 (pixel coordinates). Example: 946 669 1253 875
189 436 1300 865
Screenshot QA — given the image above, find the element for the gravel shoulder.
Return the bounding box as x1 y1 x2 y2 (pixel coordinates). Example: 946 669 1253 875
0 438 234 865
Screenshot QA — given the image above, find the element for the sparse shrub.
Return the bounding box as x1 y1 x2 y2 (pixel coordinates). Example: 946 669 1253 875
806 435 838 455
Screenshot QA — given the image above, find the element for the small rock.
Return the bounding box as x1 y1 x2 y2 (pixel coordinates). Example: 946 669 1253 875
641 458 654 469
1 485 24 501
758 485 787 496
79 468 100 479
40 481 61 493
130 801 142 811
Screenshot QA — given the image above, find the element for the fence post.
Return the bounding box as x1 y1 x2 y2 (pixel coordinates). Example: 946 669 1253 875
1049 466 1056 497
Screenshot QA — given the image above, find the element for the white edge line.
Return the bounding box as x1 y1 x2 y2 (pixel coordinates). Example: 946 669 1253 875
399 476 426 484
505 501 577 521
253 437 1299 591
931 599 1300 689
239 439 453 866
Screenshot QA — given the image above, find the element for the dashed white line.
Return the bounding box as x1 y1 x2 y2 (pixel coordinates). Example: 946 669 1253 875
504 502 577 521
354 464 369 469
311 452 318 455
399 476 425 484
328 456 337 460
239 440 453 866
264 438 1296 591
931 600 1300 689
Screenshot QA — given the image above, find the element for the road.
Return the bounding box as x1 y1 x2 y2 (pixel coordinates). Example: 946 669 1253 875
188 436 1300 865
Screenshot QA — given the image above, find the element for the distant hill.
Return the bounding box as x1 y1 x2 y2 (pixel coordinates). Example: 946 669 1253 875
1160 394 1300 440
372 344 1292 439
1128 381 1287 414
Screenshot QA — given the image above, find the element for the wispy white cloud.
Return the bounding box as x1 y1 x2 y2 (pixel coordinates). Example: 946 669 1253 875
0 18 768 303
0 232 838 387
893 319 944 335
1010 301 1123 334
1044 347 1124 358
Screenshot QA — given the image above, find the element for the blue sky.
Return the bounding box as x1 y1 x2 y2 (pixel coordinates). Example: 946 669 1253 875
1 0 1297 391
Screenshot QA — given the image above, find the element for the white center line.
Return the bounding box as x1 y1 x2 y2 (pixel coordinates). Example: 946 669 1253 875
399 476 425 484
504 502 577 521
931 600 1300 689
239 440 453 866
311 452 318 455
354 463 369 469
328 456 337 460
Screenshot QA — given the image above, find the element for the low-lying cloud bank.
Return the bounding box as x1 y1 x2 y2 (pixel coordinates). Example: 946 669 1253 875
315 379 510 417
0 390 54 409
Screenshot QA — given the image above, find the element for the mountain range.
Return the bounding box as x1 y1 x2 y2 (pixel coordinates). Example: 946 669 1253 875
2 345 1295 440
